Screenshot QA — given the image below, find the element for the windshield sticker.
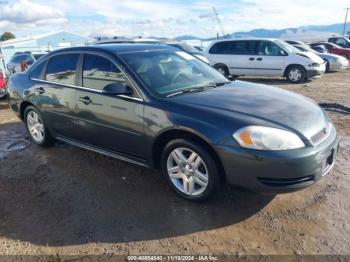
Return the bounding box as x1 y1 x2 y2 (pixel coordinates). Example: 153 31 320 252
176 51 195 60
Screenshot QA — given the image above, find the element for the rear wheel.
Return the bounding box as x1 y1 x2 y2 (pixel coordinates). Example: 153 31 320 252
286 65 306 83
24 106 54 146
161 139 220 201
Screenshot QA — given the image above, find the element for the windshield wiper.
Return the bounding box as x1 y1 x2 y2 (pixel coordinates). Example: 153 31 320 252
209 81 231 87
166 84 215 97
166 81 231 98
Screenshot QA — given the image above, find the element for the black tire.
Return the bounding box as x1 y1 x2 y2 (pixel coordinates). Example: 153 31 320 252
285 65 306 83
214 64 229 77
325 60 330 72
161 138 220 201
24 106 54 147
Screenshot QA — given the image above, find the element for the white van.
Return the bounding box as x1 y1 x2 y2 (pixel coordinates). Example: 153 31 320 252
205 38 326 83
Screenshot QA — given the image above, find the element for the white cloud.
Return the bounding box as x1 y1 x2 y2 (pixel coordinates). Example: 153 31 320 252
0 0 67 32
1 0 350 38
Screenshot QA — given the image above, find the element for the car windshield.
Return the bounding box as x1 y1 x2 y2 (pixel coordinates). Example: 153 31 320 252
295 45 314 52
120 50 229 97
275 40 300 53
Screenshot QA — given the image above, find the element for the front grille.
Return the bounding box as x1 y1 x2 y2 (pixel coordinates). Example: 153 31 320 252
258 175 314 187
311 125 330 145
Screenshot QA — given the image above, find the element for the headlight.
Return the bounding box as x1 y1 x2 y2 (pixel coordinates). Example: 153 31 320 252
309 63 320 67
233 126 305 150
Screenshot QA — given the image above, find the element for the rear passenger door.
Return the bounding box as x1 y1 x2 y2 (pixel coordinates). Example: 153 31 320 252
74 53 146 159
35 53 80 139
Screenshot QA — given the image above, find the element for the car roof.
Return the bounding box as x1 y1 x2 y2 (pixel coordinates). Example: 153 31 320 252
48 44 176 56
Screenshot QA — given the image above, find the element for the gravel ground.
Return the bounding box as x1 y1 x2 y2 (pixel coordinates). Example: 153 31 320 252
0 69 349 257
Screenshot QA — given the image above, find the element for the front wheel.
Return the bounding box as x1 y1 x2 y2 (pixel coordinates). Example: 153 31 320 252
286 65 306 83
24 106 54 146
214 64 229 77
325 60 330 72
161 139 220 201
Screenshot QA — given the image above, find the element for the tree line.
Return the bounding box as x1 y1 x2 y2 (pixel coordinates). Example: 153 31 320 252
0 32 16 42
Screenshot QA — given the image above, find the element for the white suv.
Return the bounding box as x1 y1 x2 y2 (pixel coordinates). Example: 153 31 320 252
205 38 326 83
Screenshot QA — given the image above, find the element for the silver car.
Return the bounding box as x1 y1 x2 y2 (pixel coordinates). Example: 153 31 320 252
286 40 348 72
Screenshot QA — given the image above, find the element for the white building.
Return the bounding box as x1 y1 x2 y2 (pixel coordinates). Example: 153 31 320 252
0 31 92 71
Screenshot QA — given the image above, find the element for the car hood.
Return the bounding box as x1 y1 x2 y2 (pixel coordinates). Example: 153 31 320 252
296 51 324 64
319 53 343 60
170 81 328 140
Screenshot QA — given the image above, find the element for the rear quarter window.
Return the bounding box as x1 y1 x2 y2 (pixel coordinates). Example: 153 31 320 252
209 42 233 54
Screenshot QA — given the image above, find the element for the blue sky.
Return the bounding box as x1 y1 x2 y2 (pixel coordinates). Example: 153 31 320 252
0 0 349 38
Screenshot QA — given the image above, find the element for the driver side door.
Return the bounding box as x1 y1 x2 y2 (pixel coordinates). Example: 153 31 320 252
74 53 146 160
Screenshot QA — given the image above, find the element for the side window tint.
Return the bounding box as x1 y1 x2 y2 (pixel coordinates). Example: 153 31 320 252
46 54 79 85
231 41 255 55
209 42 232 54
30 62 45 79
82 54 128 91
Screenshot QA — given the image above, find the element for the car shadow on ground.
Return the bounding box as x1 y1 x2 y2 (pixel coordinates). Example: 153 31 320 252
0 100 9 110
0 122 275 246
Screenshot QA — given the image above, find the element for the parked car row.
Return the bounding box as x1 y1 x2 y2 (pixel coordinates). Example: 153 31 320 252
285 40 348 72
7 43 339 201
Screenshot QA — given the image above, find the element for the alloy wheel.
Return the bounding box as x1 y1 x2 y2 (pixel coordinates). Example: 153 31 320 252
27 110 45 143
166 147 209 196
289 68 302 82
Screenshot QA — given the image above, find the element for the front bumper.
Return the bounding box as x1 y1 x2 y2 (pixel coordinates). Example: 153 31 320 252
306 63 326 79
216 127 339 194
329 60 349 71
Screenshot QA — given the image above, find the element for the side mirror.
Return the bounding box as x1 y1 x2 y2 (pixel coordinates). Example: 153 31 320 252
102 82 133 96
279 50 287 56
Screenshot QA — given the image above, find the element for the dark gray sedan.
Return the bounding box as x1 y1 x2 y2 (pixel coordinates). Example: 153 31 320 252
7 44 339 201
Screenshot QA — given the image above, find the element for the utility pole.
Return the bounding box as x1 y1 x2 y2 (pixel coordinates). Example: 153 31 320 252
212 7 225 37
343 7 350 35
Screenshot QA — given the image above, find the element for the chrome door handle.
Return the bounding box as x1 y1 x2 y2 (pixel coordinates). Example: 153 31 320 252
35 87 45 94
79 96 92 105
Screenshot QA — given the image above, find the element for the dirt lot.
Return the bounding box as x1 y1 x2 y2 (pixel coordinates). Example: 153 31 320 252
0 70 349 257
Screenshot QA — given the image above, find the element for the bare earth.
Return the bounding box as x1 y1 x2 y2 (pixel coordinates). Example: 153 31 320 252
0 70 349 257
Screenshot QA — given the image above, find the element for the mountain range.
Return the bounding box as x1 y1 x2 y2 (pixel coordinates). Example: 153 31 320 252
176 22 350 41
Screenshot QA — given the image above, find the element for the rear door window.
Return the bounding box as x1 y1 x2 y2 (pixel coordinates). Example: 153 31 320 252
45 54 80 85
